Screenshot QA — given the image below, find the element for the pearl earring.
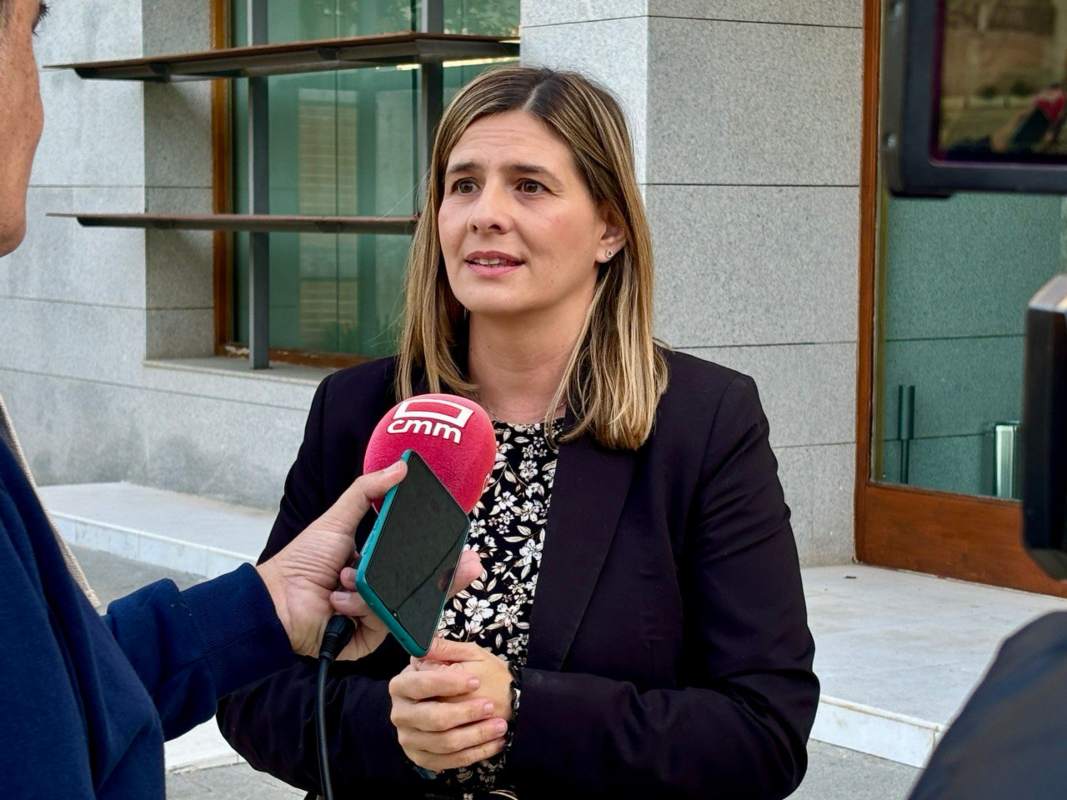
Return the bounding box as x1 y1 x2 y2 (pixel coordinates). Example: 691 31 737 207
605 249 613 260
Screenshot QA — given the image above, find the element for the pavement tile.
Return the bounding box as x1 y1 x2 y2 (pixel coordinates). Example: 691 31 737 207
166 763 304 799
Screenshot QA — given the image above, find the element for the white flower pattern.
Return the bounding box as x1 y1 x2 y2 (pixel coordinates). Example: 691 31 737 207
434 419 561 794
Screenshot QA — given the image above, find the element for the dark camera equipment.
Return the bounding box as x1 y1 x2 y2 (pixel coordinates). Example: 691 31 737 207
1023 275 1067 580
882 0 1067 196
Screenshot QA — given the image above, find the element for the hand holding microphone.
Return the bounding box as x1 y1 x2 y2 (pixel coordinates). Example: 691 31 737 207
329 551 485 661
360 394 518 773
313 394 499 799
254 460 406 660
254 459 482 661
321 393 498 660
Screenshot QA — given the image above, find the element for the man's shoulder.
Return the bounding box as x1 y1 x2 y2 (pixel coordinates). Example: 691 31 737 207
908 611 1067 800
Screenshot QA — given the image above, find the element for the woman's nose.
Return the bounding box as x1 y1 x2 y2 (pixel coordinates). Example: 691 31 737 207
468 184 512 234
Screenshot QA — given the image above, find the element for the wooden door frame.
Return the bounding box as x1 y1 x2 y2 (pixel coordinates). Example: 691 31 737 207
854 0 1067 598
211 0 233 353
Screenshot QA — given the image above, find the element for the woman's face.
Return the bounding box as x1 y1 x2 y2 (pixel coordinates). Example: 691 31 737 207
437 110 616 323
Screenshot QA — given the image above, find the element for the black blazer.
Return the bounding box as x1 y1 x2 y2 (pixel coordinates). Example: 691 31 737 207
217 349 819 799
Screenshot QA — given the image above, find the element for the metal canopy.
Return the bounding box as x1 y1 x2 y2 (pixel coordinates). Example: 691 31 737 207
48 212 419 235
53 0 481 370
47 32 519 82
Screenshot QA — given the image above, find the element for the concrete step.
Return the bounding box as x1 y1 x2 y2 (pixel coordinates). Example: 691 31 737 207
805 564 1067 767
166 723 244 774
42 482 1067 772
40 482 271 576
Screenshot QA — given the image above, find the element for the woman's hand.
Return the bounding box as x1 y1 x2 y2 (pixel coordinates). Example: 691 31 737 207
416 639 514 720
388 659 509 772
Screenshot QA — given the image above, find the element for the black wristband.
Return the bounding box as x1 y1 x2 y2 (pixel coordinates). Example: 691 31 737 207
506 661 523 743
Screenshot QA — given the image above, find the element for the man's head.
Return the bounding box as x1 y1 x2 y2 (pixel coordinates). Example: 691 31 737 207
0 0 49 256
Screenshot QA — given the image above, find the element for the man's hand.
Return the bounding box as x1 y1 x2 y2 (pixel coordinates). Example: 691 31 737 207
331 553 481 661
254 460 482 661
388 639 513 771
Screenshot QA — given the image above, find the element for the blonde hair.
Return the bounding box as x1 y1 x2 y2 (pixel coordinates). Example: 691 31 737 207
396 66 668 450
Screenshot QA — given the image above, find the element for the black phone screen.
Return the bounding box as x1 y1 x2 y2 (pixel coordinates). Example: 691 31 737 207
363 451 471 649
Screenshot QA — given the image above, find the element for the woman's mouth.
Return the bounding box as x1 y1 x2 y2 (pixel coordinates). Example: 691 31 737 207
464 252 524 277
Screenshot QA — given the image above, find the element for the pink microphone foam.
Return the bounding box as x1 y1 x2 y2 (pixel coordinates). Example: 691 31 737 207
363 393 496 514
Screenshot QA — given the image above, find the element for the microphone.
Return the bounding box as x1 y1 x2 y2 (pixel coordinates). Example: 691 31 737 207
363 393 496 513
318 394 496 661
315 394 496 800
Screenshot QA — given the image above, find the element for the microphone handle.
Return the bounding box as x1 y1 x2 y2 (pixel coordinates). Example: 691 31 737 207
318 614 355 662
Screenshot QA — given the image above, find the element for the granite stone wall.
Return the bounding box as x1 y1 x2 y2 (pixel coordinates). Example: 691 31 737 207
1 1 866 565
522 1 864 564
0 1 313 514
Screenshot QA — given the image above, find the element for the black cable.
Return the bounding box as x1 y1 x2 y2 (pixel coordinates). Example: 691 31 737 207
309 538 368 800
316 657 334 800
319 613 356 662
315 614 356 800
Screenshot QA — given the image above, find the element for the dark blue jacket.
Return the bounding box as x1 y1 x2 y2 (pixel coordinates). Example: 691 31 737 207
0 440 294 798
219 350 819 799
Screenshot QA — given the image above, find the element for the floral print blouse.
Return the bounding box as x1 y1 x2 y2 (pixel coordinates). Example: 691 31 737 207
433 418 562 795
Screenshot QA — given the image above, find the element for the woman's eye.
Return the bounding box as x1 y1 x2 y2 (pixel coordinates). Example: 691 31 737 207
453 178 477 194
518 180 544 194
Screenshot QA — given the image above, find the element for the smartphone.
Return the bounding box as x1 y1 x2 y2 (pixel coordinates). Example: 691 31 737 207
355 449 471 657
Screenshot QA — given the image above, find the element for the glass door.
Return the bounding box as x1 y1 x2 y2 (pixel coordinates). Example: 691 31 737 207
857 0 1067 596
874 191 1062 499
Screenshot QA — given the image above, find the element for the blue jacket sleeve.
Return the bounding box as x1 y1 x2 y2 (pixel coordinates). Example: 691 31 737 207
0 440 292 794
102 564 295 740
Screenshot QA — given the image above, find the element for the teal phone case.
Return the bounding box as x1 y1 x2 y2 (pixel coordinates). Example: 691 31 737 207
354 450 470 657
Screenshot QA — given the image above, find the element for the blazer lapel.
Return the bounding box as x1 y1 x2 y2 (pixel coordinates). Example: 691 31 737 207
526 433 635 671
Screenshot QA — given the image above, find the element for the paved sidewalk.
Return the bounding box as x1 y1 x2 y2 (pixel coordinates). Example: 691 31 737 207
166 763 303 799
71 543 204 603
162 741 920 800
789 741 919 799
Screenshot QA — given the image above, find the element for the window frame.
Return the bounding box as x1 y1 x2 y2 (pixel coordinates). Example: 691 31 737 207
210 0 405 370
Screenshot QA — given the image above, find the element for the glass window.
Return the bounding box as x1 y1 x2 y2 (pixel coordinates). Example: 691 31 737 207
874 192 1064 499
230 1 518 358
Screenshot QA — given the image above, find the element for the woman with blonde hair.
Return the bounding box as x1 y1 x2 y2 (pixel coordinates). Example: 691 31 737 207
219 65 818 799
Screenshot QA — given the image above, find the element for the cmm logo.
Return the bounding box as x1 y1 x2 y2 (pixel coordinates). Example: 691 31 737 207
386 398 475 444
